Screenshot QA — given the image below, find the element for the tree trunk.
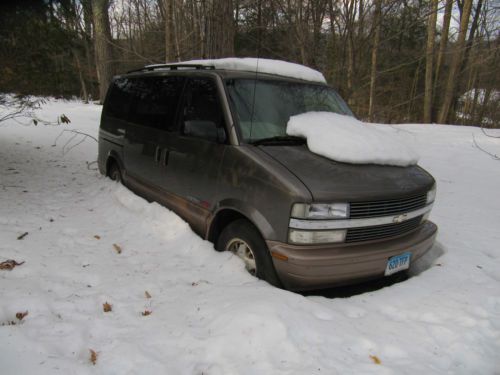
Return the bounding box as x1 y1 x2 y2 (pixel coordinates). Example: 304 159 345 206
73 50 88 103
206 0 234 58
91 0 114 104
368 0 382 122
437 0 473 124
433 0 453 103
423 0 438 123
346 35 354 107
163 0 175 61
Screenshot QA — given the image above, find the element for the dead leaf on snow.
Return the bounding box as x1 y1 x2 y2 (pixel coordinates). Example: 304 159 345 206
60 114 71 124
112 243 122 254
16 311 28 321
145 291 151 299
369 355 381 365
142 310 152 316
89 349 98 365
0 260 25 270
103 302 112 313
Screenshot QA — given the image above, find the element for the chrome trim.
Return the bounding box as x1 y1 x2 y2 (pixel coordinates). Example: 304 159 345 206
99 128 125 140
289 204 433 230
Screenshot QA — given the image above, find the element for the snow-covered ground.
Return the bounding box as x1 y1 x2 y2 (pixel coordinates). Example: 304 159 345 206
1 99 499 374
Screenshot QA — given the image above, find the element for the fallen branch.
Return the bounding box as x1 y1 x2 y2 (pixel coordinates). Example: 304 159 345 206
86 160 99 170
481 126 500 139
0 95 69 127
53 129 97 155
1 184 26 190
472 133 500 160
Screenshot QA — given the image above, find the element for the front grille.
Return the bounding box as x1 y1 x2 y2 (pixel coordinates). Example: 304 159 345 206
345 215 423 243
349 194 427 219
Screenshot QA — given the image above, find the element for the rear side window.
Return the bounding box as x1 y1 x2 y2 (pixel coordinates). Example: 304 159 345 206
130 76 185 130
105 76 185 131
105 78 134 120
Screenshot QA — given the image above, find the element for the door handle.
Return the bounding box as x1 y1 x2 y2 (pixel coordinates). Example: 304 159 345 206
162 149 170 166
154 146 161 163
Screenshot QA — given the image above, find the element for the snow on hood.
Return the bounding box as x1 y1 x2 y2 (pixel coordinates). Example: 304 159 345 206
286 112 419 167
147 58 326 83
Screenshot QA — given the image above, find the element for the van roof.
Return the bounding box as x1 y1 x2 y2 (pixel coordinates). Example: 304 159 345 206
131 58 327 84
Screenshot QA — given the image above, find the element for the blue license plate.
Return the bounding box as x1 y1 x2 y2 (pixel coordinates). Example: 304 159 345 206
385 252 411 276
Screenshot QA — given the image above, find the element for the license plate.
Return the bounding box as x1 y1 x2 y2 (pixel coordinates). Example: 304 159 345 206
385 252 411 276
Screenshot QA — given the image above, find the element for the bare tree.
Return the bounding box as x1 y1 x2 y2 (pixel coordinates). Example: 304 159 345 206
433 0 453 103
162 0 176 61
92 0 115 103
423 0 438 123
368 0 382 122
438 0 473 124
205 0 235 58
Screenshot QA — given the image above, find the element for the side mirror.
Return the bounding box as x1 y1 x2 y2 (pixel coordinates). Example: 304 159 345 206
184 120 226 143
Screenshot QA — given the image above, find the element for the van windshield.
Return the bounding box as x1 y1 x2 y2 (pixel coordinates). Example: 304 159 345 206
226 78 354 143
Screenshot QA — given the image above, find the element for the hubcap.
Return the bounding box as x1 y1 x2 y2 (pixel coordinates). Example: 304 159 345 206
225 238 257 275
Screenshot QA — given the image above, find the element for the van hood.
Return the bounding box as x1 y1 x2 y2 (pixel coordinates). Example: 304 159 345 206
259 145 434 202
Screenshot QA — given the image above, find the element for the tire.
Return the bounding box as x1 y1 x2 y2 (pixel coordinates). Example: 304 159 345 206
108 161 122 183
216 219 282 288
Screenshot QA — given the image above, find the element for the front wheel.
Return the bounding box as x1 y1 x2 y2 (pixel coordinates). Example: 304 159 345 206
216 219 282 288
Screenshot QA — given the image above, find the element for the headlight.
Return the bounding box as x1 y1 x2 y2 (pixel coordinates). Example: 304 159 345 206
289 229 347 244
426 184 436 204
291 203 349 219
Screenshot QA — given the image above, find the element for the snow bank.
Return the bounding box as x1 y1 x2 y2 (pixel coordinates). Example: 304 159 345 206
287 112 420 166
1 99 500 374
148 58 327 83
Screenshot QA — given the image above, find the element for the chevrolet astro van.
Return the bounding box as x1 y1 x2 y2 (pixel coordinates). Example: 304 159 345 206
97 59 437 291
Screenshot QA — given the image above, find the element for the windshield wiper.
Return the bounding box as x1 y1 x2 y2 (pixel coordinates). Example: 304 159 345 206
251 135 306 146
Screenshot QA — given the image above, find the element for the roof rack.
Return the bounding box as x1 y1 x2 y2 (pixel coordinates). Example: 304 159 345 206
127 64 215 74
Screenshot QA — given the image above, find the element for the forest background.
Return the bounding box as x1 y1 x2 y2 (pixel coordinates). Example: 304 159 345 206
0 0 498 126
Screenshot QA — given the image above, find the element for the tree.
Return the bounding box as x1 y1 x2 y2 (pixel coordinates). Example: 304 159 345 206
92 0 115 103
368 0 382 122
205 0 235 58
162 0 176 62
438 0 473 124
423 0 438 123
433 0 453 106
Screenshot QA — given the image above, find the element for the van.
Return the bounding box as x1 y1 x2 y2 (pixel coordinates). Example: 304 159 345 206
98 59 437 291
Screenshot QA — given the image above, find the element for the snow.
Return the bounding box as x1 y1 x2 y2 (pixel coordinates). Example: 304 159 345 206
147 58 327 83
460 88 500 104
1 99 500 374
286 111 420 166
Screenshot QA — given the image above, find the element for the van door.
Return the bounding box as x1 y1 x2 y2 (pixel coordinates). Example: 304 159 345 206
162 76 228 236
123 76 185 187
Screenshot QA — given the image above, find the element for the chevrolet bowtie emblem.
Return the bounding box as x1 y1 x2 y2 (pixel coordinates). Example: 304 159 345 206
393 213 408 223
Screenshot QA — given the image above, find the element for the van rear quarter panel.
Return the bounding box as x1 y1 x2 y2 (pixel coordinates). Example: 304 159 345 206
216 145 311 242
98 115 126 175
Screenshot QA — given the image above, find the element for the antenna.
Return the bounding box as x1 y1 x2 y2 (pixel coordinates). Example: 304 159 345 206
249 0 262 143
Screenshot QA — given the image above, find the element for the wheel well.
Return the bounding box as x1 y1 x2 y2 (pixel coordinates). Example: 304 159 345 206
105 156 119 177
209 209 258 244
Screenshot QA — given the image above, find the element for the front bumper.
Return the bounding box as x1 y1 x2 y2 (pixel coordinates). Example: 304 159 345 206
267 221 438 291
